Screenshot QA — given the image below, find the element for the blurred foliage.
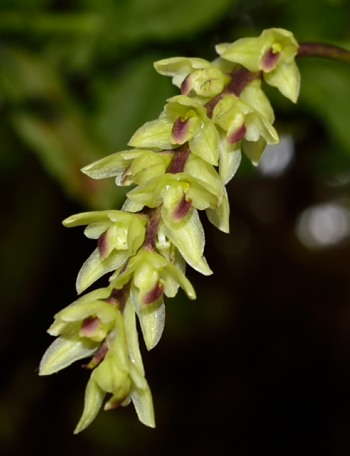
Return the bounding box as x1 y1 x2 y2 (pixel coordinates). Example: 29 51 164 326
1 0 350 455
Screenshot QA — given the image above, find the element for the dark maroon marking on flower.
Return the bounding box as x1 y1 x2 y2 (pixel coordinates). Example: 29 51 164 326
205 93 224 118
227 124 247 144
143 282 164 305
167 146 191 174
261 48 280 71
181 75 191 95
172 117 190 144
173 196 192 221
97 231 109 258
205 70 259 118
107 286 129 311
83 341 108 369
81 316 100 337
227 69 260 96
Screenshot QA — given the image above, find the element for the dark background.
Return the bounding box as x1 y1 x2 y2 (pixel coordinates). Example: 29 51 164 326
1 0 350 454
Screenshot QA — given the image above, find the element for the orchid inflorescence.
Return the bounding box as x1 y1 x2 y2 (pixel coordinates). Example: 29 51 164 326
39 28 301 433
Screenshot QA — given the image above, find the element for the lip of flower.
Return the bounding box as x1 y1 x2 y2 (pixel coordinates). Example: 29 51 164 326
227 123 247 145
261 43 282 72
171 113 201 145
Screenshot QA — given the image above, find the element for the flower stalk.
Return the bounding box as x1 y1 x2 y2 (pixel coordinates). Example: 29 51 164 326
298 42 350 64
39 27 350 433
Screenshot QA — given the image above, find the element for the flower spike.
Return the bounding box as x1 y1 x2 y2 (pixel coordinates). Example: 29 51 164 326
40 28 302 433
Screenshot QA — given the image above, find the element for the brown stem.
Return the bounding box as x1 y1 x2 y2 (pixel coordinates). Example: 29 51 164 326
205 69 260 118
143 207 161 251
298 42 350 64
227 69 260 96
167 145 191 174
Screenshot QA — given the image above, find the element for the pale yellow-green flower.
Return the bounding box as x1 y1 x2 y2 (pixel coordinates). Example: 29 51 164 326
216 28 300 103
63 211 147 293
154 57 230 98
129 95 220 166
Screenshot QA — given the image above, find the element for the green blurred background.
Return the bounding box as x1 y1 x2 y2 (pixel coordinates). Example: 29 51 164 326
1 0 350 454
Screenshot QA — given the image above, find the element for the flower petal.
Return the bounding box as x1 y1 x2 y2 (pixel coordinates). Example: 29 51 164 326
242 136 268 166
76 248 129 294
130 376 155 428
206 187 230 233
164 261 197 299
74 372 106 434
39 335 98 376
55 300 117 325
264 60 300 103
184 154 223 200
130 151 171 185
81 150 143 180
154 57 211 88
123 297 144 372
218 141 242 185
189 119 220 165
131 286 165 351
162 207 212 275
240 79 275 123
63 211 113 228
128 118 173 149
216 37 263 72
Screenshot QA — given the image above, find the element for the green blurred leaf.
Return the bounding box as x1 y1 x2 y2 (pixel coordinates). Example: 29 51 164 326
93 57 175 150
0 47 122 208
117 0 236 41
299 58 350 154
11 111 118 209
280 0 350 41
0 0 236 69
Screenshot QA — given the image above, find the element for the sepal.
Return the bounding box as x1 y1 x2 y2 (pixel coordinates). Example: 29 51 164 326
81 149 146 185
74 371 106 434
154 57 212 88
130 366 155 428
76 248 130 294
39 334 98 376
128 118 174 149
218 133 242 184
131 285 165 351
206 187 230 233
161 208 212 276
264 59 300 103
